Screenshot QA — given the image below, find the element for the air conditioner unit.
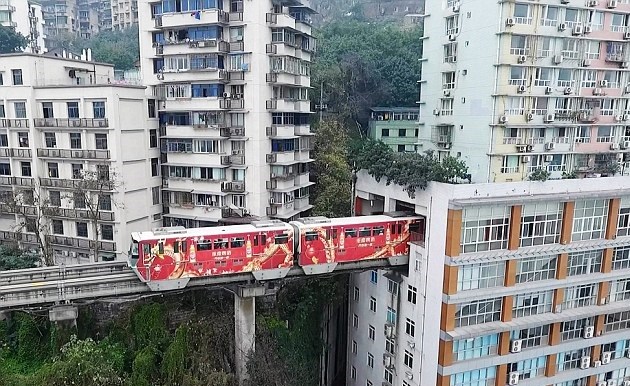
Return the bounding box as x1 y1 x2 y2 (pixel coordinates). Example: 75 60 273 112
583 326 595 339
624 114 630 121
599 80 609 87
623 380 630 386
521 155 531 163
616 115 624 122
580 356 591 369
452 2 460 12
62 250 69 256
584 25 593 33
405 371 413 380
545 142 556 150
602 352 612 364
511 339 523 352
544 113 555 122
573 25 584 35
588 0 598 6
608 0 618 8
545 86 553 94
517 55 527 63
443 89 451 97
517 85 526 93
626 349 630 359
593 88 604 96
611 143 620 150
608 381 618 386
526 112 534 121
553 54 563 64
624 32 630 40
70 251 77 258
625 85 630 94
621 140 630 149
508 372 519 386
595 360 602 367
506 18 515 26
582 59 591 67
558 22 567 31
384 324 395 338
499 115 508 124
433 108 440 116
448 34 456 41
545 154 554 162
599 382 609 386
564 87 573 95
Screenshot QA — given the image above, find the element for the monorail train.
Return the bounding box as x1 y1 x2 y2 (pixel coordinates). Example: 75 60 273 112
129 214 422 290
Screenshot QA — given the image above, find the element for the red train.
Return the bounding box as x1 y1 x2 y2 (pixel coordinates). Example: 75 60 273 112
129 214 422 291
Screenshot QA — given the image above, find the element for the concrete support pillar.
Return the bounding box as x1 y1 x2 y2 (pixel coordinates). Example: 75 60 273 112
234 285 265 386
48 305 78 328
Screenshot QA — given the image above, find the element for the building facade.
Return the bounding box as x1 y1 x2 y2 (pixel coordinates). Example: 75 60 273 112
111 0 137 30
418 0 630 182
138 0 316 226
0 0 47 54
367 107 419 152
349 171 630 386
0 54 161 262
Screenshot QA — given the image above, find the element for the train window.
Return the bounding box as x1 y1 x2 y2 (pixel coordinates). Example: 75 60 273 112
373 226 384 235
397 224 402 234
253 236 258 246
390 224 397 234
359 227 371 237
326 229 339 240
214 239 228 249
233 258 244 265
345 229 357 238
158 242 164 254
275 234 289 244
197 241 212 251
231 238 245 248
305 231 318 241
261 234 267 244
173 241 180 253
142 243 150 257
216 260 227 267
181 240 187 251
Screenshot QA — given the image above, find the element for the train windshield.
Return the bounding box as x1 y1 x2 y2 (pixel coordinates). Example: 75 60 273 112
129 238 139 260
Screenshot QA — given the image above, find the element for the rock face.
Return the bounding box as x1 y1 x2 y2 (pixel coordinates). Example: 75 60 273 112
310 0 425 25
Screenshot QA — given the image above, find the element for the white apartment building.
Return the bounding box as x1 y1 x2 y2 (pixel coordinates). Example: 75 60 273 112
0 53 161 262
349 171 630 386
138 0 316 226
0 0 47 54
418 0 630 183
111 0 138 30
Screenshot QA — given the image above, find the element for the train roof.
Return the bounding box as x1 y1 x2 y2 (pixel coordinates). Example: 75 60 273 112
290 214 420 228
131 220 293 241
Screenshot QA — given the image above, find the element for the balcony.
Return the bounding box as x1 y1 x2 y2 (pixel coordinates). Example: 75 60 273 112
43 207 115 221
0 148 32 158
266 99 310 112
39 177 114 191
220 127 246 138
266 206 278 216
0 204 36 215
228 12 243 22
0 231 38 244
159 39 229 55
221 181 245 193
220 154 245 165
0 119 29 128
229 41 244 52
158 9 228 29
219 98 245 110
46 235 116 252
0 176 33 186
33 118 108 128
37 148 110 160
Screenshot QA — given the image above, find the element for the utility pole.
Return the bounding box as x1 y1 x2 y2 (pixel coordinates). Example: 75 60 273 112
315 81 327 121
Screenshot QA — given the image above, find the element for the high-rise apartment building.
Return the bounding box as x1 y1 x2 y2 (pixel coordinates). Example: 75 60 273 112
0 0 47 54
349 171 630 386
77 0 102 38
111 0 137 30
42 0 80 42
0 53 161 262
138 0 316 226
418 0 630 183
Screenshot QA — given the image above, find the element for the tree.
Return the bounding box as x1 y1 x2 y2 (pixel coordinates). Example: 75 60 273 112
0 26 28 54
66 165 122 262
528 168 550 181
0 245 39 270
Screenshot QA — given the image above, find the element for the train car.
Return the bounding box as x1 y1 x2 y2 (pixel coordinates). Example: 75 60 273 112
290 214 422 275
129 220 294 290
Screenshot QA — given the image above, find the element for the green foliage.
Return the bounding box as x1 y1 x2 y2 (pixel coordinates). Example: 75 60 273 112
0 26 28 54
162 325 189 385
131 303 169 351
15 313 48 364
0 244 40 271
48 27 139 70
312 120 352 217
312 20 422 125
562 171 578 179
528 168 551 182
131 347 158 386
349 139 469 198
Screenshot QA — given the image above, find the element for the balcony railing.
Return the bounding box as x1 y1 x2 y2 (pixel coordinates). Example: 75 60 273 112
37 148 110 160
46 235 116 252
220 127 246 138
0 119 29 128
220 155 245 166
221 181 245 193
0 176 34 186
0 204 37 215
0 230 38 244
33 118 109 128
221 207 247 218
0 148 32 158
266 206 278 216
43 207 115 221
219 99 245 110
39 177 114 190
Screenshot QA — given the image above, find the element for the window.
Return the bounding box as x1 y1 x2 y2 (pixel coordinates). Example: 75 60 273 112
384 369 393 384
76 222 88 237
367 352 374 368
67 102 79 118
97 165 109 181
93 101 106 119
405 318 415 337
557 348 592 372
562 38 580 59
605 310 630 332
561 318 594 341
0 163 10 176
71 164 83 179
353 286 359 301
42 102 54 118
0 134 5 147
445 15 459 34
584 41 600 60
440 98 454 116
95 134 108 150
151 158 159 176
48 162 59 178
443 71 456 89
534 67 552 87
385 338 395 354
147 99 157 119
541 5 558 26
572 199 609 241
450 367 496 386
387 279 398 294
461 205 510 253
350 366 356 380
453 334 499 362
150 129 158 148
73 191 86 209
14 102 26 118
516 255 557 283
520 202 562 246
370 270 378 284
20 162 31 177
70 133 82 149
18 132 29 147
613 246 630 270
352 314 358 328
455 297 502 327
564 8 580 27
369 296 377 312
407 285 417 304
513 290 554 318
152 186 160 205
44 132 57 148
368 325 375 340
510 35 530 55
403 350 414 368
567 250 602 276
509 66 527 86
611 12 628 32
511 325 550 350
508 356 546 380
382 129 389 137
386 307 397 325
99 194 112 211
457 261 505 291
351 340 357 354
563 284 598 309
52 220 64 235
444 42 457 63
49 191 61 207
12 69 23 85
101 224 114 241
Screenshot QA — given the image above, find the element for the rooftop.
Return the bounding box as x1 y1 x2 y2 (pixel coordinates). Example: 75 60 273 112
369 107 419 113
